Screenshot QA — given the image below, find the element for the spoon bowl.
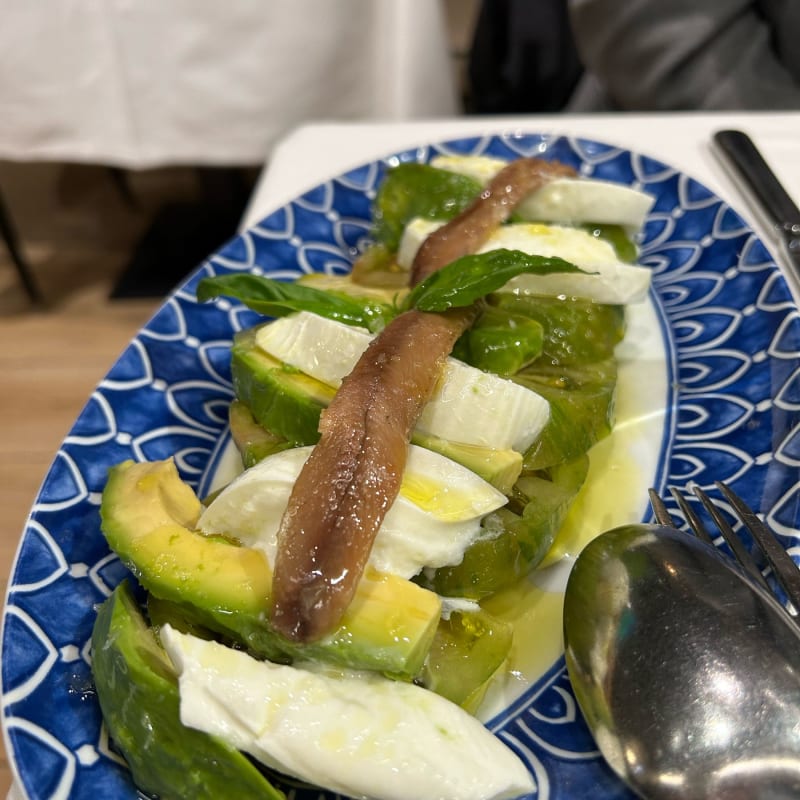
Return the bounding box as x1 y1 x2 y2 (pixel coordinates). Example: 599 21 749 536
563 523 800 799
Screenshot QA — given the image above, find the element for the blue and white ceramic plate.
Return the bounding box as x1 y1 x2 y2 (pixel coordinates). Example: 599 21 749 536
4 133 800 800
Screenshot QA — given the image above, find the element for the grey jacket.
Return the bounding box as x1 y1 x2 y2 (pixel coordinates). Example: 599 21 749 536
567 0 800 110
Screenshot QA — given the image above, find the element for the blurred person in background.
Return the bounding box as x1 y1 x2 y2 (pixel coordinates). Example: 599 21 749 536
566 0 800 110
467 0 800 113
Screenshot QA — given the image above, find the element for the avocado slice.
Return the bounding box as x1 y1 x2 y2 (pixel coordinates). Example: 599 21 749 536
421 607 513 714
229 399 291 468
231 325 523 492
100 458 441 678
411 431 522 495
416 454 590 599
518 359 618 471
231 327 333 447
91 580 284 800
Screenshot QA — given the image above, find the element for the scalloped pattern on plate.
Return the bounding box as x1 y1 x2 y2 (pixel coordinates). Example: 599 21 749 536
4 133 800 800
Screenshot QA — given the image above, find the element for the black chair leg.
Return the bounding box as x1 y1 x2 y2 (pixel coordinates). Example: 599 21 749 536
0 184 42 304
107 167 140 210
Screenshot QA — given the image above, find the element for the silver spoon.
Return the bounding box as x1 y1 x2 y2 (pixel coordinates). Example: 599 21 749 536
563 523 800 799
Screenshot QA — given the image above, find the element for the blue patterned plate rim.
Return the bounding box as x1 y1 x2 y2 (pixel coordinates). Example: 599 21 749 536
3 131 800 800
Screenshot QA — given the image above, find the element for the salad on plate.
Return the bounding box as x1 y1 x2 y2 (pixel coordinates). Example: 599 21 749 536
89 151 657 800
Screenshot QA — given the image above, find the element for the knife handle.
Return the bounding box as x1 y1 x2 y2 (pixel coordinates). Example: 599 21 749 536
713 129 800 229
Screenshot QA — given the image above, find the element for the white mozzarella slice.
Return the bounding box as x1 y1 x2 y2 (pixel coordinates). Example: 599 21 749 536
430 154 655 231
398 218 652 304
198 444 506 579
256 311 549 451
256 309 373 387
481 222 652 304
161 626 536 800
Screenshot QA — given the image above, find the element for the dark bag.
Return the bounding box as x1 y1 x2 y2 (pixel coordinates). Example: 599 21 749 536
467 0 584 113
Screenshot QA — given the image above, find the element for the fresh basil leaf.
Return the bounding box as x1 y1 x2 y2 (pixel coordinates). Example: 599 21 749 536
405 249 589 312
197 274 392 331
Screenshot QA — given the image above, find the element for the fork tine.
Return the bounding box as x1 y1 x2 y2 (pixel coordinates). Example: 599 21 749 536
692 486 774 595
716 481 800 614
648 488 676 527
668 487 715 546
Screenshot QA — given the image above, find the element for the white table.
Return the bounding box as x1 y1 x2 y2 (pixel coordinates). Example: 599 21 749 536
242 111 800 295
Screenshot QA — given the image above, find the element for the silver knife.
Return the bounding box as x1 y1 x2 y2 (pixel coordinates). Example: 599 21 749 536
713 129 800 281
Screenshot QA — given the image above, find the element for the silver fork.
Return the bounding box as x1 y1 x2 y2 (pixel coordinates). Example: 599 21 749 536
648 482 800 623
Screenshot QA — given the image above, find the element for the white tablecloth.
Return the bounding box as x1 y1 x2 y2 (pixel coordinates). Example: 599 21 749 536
242 113 800 298
0 0 457 168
